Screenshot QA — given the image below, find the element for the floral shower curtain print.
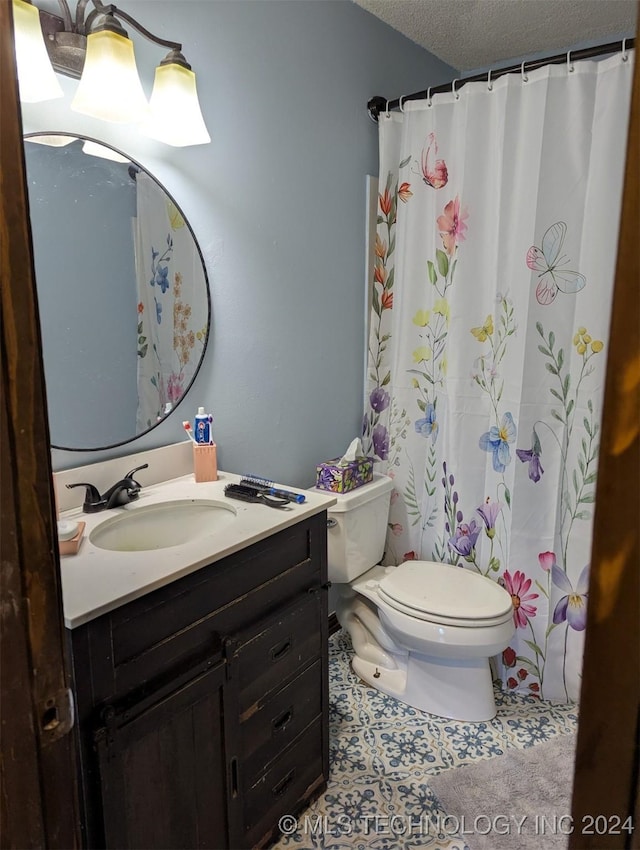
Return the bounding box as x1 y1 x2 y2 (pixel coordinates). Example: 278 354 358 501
135 172 208 429
363 51 634 701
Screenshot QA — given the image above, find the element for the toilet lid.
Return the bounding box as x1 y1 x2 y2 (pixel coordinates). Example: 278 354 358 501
378 560 513 624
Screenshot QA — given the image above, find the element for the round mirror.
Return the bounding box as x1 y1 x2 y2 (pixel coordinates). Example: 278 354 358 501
23 132 211 451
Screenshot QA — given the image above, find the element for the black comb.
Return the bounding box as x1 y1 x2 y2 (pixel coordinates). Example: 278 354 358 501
224 483 289 509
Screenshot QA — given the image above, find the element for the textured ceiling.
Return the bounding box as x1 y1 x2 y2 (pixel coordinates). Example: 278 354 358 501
353 0 638 71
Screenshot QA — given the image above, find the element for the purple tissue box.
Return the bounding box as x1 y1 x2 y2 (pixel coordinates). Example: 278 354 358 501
315 456 374 493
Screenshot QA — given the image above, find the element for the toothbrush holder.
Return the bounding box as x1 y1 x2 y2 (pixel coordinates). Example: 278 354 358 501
193 443 218 483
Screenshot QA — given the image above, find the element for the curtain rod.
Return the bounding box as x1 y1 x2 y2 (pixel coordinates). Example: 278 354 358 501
368 37 635 122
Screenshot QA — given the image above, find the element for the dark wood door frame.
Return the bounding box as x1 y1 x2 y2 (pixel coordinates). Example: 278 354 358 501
0 2 637 848
569 10 640 848
0 3 80 847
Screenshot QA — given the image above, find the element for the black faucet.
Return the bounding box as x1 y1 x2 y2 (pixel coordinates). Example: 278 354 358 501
66 464 149 513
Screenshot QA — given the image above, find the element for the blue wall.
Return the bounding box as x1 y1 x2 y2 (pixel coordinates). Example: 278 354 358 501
22 0 455 484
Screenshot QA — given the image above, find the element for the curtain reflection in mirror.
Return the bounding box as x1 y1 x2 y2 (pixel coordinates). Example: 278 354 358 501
134 171 207 430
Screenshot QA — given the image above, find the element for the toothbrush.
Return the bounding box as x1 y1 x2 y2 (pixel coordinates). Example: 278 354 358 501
182 421 197 444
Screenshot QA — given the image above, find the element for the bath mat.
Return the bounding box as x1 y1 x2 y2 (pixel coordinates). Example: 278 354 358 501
428 733 576 850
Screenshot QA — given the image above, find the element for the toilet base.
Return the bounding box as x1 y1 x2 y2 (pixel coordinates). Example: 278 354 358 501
352 651 498 722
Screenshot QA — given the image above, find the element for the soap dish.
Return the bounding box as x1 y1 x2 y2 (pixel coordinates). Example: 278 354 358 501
58 519 79 541
59 521 86 556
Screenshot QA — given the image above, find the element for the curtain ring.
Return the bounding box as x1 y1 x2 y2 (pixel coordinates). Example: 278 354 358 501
567 50 574 73
487 69 493 91
426 87 433 107
621 38 629 61
452 78 460 100
399 95 406 113
521 61 528 83
385 100 391 118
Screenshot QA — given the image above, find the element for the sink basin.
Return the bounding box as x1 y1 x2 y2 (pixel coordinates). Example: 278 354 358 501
89 499 237 552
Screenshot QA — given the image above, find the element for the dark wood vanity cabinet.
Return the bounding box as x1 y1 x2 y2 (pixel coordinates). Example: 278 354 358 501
70 512 330 850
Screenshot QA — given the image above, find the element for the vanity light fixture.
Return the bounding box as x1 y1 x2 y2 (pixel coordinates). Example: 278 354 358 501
12 0 211 146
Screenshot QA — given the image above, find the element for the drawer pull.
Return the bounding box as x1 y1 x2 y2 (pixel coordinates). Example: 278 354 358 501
272 707 293 732
272 768 296 797
270 638 292 662
308 581 332 594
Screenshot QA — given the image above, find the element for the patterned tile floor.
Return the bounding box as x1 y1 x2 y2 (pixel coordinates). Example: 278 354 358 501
273 630 578 850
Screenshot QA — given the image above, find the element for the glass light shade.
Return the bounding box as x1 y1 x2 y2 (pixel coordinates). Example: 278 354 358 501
71 29 148 123
25 134 76 147
12 0 63 102
82 139 129 163
142 61 211 146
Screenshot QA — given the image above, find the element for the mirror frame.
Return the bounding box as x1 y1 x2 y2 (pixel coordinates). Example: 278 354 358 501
24 131 212 452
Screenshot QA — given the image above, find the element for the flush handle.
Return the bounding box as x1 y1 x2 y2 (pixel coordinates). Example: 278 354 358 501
326 517 337 528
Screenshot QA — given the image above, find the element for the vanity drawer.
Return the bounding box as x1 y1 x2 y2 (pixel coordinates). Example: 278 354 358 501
240 719 324 849
228 591 322 713
239 659 322 783
110 519 316 667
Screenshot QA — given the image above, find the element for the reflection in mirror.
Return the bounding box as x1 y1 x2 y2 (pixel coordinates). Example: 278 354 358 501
24 133 210 452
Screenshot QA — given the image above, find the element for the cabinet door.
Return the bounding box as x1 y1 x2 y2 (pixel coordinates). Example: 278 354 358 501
94 654 229 850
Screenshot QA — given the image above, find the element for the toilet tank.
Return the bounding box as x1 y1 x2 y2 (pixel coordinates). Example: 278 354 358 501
322 474 394 582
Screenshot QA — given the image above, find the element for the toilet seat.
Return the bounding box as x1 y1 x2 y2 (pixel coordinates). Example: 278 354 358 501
377 560 513 628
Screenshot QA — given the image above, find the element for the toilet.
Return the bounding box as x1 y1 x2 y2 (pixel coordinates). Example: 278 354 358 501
323 474 515 721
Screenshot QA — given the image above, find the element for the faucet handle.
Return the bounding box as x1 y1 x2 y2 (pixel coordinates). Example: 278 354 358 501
123 463 149 486
66 482 105 513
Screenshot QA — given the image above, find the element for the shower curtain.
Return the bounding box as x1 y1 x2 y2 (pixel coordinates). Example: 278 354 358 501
135 172 207 430
363 50 634 701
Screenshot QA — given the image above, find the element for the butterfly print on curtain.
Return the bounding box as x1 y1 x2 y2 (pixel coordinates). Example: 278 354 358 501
527 221 586 305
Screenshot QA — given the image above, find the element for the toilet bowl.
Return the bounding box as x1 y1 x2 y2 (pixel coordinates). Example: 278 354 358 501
323 475 515 721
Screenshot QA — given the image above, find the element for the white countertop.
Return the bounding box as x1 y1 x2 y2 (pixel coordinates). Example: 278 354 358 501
59 471 336 629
